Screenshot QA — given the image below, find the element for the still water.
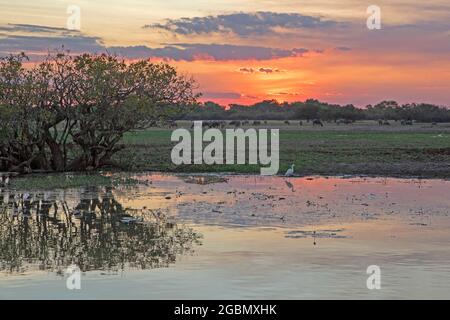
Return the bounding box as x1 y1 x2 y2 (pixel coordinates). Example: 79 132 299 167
0 174 449 299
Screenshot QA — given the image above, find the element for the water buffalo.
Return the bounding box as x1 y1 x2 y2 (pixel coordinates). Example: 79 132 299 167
401 120 413 125
337 119 353 125
312 119 324 127
209 121 221 128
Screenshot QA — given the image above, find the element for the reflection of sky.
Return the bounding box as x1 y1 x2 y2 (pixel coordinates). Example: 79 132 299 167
115 174 450 228
1 221 450 299
1 0 449 106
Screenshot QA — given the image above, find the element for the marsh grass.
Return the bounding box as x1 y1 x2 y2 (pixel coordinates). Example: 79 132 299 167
6 122 450 186
112 124 450 178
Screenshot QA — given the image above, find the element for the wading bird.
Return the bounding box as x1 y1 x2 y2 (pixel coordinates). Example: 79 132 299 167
285 164 295 177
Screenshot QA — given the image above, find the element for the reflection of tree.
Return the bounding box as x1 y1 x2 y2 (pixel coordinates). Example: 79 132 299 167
0 187 202 274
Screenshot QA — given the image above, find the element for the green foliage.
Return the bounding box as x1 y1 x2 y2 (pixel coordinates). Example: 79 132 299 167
0 52 199 173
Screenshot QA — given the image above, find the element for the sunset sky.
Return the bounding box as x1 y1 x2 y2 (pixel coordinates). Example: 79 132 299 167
0 0 449 106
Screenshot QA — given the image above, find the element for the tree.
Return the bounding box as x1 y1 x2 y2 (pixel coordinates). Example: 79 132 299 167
0 52 199 172
0 53 50 172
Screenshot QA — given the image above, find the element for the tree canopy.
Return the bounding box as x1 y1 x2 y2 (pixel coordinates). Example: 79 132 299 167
182 99 450 122
0 52 199 173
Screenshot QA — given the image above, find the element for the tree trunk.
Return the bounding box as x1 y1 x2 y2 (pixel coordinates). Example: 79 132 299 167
45 134 65 171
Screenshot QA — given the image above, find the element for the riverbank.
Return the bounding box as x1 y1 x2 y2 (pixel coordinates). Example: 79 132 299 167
3 122 450 186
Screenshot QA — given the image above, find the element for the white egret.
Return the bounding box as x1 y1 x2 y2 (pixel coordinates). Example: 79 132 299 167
285 164 295 177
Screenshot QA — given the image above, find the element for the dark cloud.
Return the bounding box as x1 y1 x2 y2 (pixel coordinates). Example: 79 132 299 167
239 67 255 73
109 44 309 61
202 92 242 99
239 67 283 73
271 92 301 96
335 46 351 51
144 11 339 37
258 67 281 73
0 24 75 34
0 23 310 61
0 34 104 58
0 23 103 58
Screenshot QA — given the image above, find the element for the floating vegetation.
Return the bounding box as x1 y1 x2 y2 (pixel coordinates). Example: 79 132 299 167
285 229 348 239
8 174 140 190
182 175 228 185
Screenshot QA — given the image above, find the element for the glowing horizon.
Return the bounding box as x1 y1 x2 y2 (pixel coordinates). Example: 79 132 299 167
1 0 449 107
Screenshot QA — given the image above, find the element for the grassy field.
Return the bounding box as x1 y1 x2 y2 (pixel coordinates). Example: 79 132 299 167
112 120 450 178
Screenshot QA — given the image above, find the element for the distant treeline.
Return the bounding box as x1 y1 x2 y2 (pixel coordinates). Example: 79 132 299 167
181 99 450 122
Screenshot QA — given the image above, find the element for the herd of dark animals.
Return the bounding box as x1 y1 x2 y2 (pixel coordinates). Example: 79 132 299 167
378 119 416 126
148 119 437 129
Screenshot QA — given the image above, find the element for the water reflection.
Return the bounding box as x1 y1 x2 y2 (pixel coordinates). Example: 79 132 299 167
0 186 202 274
1 175 450 299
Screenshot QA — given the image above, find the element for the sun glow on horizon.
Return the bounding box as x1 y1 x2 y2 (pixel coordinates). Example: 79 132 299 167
1 0 449 106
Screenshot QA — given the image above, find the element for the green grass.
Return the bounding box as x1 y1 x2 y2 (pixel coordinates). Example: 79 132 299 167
112 128 450 178
9 174 139 190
